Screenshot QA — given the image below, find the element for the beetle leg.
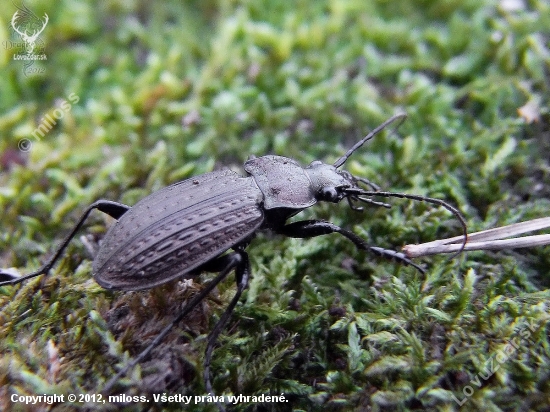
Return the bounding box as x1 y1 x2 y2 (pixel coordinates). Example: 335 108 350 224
100 251 248 400
278 219 425 273
100 250 250 412
0 200 130 286
204 250 250 412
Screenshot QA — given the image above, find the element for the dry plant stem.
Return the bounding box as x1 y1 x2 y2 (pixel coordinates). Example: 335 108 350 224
403 217 550 258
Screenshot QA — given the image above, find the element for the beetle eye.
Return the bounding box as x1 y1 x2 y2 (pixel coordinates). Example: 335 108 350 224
320 187 338 202
309 160 323 167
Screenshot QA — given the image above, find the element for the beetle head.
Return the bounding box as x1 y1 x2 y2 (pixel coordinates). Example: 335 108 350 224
304 113 407 208
308 112 467 252
305 161 352 203
305 160 390 210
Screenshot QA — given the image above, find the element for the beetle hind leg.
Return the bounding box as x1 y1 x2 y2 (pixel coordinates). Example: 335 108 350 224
0 200 130 286
278 219 425 273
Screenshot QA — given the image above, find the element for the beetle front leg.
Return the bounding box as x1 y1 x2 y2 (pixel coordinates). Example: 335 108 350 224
278 219 425 273
0 200 130 286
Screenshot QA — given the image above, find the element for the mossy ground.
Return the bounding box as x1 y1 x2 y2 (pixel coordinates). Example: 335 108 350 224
0 1 549 411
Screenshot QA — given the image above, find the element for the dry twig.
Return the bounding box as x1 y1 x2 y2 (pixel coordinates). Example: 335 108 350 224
403 217 550 258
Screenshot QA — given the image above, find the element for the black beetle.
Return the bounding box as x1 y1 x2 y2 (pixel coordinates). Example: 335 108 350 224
0 113 466 405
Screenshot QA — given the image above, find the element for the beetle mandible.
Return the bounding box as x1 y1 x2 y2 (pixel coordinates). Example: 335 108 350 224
0 113 467 402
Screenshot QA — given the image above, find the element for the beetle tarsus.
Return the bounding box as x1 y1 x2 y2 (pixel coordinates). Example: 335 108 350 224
369 247 425 273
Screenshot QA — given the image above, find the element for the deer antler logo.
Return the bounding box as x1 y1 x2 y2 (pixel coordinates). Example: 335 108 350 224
11 11 48 54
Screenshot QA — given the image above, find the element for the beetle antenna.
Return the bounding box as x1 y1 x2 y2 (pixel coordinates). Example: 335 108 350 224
344 188 468 256
333 113 407 169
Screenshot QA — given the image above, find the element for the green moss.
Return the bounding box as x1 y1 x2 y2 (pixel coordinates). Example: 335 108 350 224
1 0 549 411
